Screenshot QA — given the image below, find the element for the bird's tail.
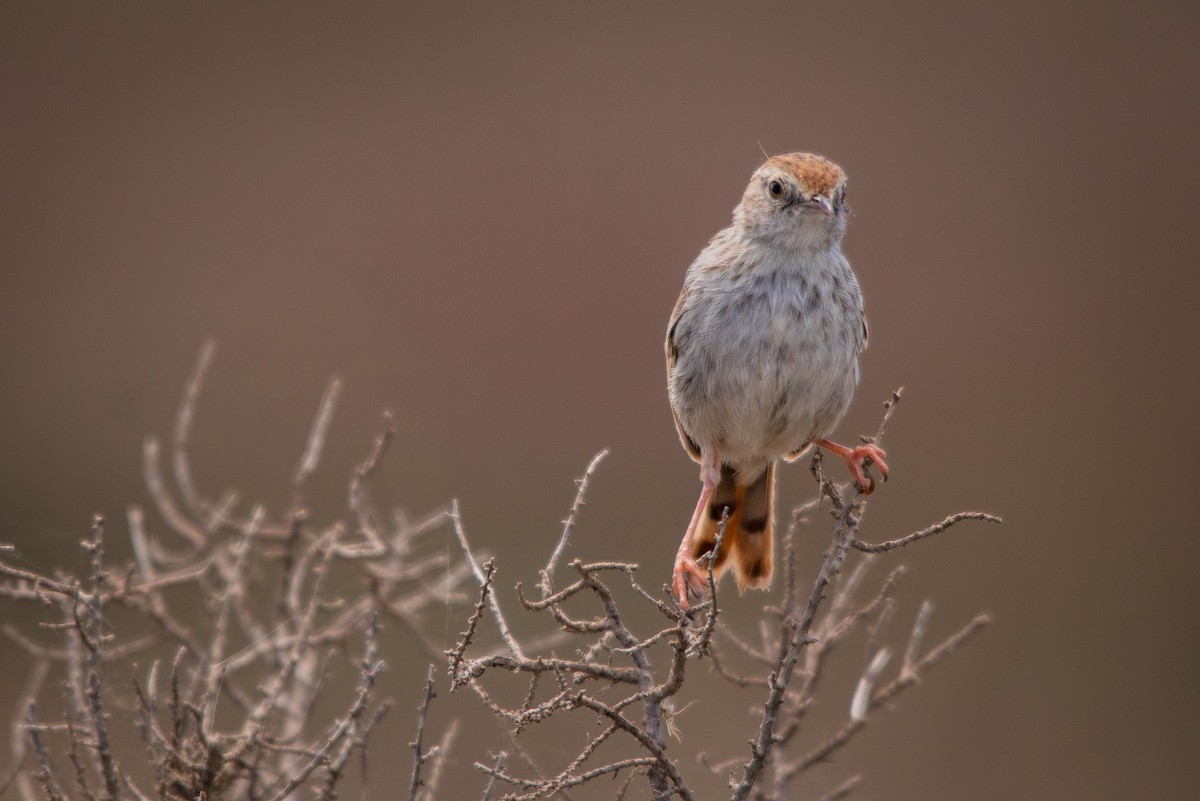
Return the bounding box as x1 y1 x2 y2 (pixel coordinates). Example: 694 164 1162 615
689 462 775 593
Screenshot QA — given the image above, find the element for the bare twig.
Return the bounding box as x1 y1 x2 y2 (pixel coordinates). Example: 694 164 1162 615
816 774 862 801
448 560 496 690
79 515 121 801
173 338 216 518
26 702 65 801
420 719 458 801
479 752 506 801
2 661 47 801
295 377 343 488
853 512 1002 553
407 665 438 801
143 438 208 547
449 501 524 660
542 449 608 593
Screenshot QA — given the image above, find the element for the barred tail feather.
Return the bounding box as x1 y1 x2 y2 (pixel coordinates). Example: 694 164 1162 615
689 463 775 593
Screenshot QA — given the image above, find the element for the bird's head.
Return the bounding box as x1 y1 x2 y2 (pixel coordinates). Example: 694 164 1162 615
735 152 850 250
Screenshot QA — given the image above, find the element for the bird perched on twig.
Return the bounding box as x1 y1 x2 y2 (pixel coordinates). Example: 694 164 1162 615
666 152 888 608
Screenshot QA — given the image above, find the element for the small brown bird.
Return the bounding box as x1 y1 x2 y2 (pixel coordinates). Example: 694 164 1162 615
665 153 887 607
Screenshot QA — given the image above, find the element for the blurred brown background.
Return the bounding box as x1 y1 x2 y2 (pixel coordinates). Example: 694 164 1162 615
2 2 1198 799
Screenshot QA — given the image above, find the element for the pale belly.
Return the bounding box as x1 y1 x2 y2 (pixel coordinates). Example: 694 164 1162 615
669 269 861 469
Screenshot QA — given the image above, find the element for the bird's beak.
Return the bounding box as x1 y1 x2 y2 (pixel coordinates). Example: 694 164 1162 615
800 195 834 216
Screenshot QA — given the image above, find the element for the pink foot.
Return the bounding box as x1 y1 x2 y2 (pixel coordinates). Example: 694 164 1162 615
818 440 889 494
673 452 721 609
672 555 708 610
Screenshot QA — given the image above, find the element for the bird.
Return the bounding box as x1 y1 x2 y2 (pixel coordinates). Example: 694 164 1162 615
665 152 888 607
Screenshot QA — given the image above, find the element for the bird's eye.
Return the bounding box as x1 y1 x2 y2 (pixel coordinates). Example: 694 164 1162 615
768 180 784 197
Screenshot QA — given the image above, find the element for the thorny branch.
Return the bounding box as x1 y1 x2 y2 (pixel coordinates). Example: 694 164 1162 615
1 346 999 801
407 666 438 801
444 453 721 800
0 342 467 801
448 388 999 801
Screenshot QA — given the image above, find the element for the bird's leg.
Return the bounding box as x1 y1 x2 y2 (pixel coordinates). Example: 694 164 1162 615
673 452 721 609
817 439 889 494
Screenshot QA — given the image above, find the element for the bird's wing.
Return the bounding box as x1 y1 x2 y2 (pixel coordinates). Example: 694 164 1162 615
665 284 702 462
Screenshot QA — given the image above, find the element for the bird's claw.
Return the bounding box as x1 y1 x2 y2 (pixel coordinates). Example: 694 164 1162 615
845 444 889 495
672 557 708 610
